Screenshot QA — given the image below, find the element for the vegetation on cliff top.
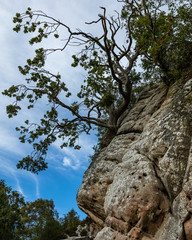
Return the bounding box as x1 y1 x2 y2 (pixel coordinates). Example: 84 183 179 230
2 0 192 172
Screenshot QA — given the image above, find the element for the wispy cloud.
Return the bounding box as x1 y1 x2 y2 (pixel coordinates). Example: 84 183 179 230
3 164 24 196
0 156 24 195
15 177 24 196
31 174 40 198
0 155 40 199
63 156 80 170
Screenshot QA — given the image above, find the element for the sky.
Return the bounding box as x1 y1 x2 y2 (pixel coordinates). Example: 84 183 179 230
0 0 123 219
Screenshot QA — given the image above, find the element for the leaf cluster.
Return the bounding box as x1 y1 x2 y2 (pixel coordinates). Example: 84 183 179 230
121 0 192 83
13 8 60 44
72 50 117 110
0 180 25 240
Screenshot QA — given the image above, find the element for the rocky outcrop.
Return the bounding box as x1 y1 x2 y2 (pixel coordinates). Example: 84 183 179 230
77 72 192 239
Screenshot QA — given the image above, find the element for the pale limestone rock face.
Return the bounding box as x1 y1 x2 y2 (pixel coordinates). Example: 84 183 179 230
77 77 192 240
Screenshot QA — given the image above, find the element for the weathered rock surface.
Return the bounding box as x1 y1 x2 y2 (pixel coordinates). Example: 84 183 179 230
77 74 192 239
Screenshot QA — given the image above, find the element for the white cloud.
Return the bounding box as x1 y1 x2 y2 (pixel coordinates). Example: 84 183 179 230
63 156 73 167
63 155 80 170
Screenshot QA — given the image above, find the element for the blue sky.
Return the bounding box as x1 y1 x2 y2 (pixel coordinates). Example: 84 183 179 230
0 0 123 219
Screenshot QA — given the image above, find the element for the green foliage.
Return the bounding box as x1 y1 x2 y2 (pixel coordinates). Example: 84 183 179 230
60 209 81 236
20 199 60 240
0 179 90 239
72 50 117 112
0 180 25 240
121 0 192 84
40 218 63 240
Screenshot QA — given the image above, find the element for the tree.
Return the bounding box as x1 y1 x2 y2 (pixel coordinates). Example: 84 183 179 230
60 209 81 236
20 198 59 240
0 180 25 240
39 218 63 240
3 0 192 173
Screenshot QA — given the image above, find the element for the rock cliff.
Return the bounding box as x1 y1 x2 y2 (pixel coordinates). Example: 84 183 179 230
77 71 192 240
